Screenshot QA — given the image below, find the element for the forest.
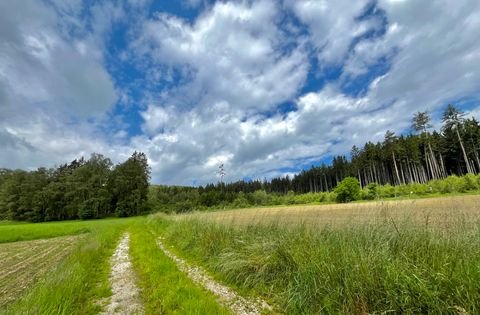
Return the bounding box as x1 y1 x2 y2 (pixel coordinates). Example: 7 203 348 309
0 152 150 222
150 104 480 212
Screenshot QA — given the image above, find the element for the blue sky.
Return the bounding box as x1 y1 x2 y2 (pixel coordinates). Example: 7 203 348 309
1 0 480 185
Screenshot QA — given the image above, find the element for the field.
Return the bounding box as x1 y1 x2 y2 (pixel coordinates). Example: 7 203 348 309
0 235 79 308
2 195 480 314
181 195 480 228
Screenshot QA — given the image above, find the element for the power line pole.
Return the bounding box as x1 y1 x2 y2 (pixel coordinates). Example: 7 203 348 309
218 163 226 183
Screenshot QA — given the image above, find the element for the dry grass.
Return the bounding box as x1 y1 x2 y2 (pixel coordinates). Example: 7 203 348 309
0 235 80 308
178 195 480 228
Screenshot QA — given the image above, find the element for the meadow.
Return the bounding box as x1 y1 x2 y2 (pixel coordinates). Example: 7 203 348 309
1 195 480 314
157 195 480 314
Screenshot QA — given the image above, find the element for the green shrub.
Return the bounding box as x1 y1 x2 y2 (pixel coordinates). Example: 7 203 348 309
442 175 464 193
365 183 378 200
463 174 478 191
231 192 250 208
252 190 271 206
334 177 361 203
378 184 395 198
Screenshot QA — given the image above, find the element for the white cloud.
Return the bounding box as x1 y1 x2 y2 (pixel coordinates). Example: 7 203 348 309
286 0 378 66
0 1 124 169
133 0 308 112
1 0 480 187
362 0 480 115
0 1 117 119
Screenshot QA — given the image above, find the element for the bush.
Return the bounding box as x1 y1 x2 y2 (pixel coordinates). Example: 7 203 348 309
463 174 478 191
232 192 250 208
174 200 195 213
378 184 396 198
442 175 464 193
365 183 378 200
252 190 271 206
334 177 361 203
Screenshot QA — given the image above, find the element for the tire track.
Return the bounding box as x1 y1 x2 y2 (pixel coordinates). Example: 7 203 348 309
101 233 143 315
156 237 274 315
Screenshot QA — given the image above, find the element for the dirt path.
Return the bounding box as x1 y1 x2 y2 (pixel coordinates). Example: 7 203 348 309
157 237 273 315
101 233 143 315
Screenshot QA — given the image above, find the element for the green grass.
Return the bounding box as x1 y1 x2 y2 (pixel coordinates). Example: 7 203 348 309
0 218 131 243
153 215 480 314
129 219 230 315
2 217 139 314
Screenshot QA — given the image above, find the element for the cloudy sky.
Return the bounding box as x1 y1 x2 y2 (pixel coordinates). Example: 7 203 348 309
1 0 479 185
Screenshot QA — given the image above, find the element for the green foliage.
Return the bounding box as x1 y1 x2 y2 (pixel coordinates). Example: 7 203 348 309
463 173 479 191
110 152 151 218
365 183 378 200
252 190 271 206
0 152 150 222
334 177 361 203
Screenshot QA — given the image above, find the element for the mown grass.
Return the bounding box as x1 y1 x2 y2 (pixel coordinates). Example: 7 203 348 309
129 219 230 315
0 219 129 243
2 217 139 314
153 212 480 314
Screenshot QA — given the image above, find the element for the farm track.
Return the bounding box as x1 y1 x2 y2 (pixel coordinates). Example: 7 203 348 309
156 237 273 315
0 235 80 308
101 233 143 315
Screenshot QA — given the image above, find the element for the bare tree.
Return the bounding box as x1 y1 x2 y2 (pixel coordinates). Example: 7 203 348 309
442 104 473 174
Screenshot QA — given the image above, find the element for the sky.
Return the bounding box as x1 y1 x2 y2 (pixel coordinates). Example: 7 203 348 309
1 0 480 186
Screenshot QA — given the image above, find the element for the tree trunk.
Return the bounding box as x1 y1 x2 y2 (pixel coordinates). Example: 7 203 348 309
392 151 401 185
456 127 473 174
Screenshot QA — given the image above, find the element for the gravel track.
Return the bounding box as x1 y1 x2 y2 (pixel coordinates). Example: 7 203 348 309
157 237 273 315
101 233 143 315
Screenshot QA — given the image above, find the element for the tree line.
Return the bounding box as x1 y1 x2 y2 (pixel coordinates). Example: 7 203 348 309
149 104 480 212
208 104 480 194
0 152 150 221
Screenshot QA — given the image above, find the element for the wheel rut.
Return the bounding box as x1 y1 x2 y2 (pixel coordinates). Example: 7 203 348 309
157 237 274 315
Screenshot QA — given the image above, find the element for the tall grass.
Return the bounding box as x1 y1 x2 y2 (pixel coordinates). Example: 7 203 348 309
3 217 138 314
154 215 480 314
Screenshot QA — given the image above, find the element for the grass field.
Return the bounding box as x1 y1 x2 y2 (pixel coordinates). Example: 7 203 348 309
154 194 480 314
180 195 480 228
2 195 480 314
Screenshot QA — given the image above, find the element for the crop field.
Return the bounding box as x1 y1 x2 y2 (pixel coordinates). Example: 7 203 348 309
181 195 480 228
2 195 480 314
0 235 80 308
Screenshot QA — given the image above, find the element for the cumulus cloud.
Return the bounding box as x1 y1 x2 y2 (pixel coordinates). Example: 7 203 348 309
133 0 308 112
0 0 123 169
0 1 117 119
1 0 480 186
286 0 381 66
